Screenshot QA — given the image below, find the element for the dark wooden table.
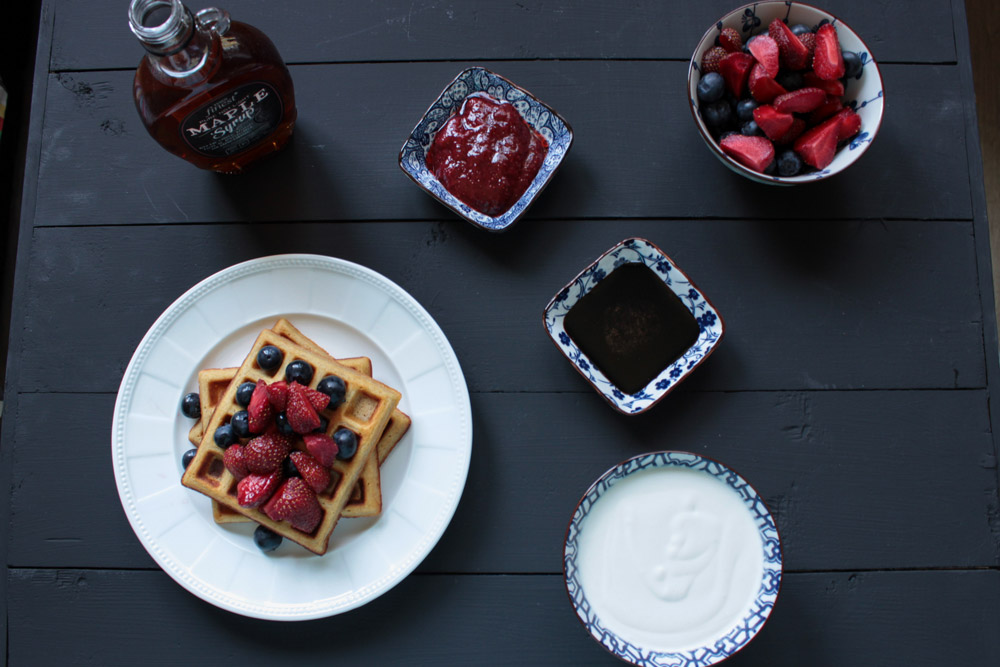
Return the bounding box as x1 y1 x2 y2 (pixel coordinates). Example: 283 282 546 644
3 1 999 664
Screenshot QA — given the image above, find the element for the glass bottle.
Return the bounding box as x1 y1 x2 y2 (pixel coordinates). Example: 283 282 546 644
129 0 296 173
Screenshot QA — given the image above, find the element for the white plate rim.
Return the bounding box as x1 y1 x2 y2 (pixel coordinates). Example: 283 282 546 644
112 253 473 620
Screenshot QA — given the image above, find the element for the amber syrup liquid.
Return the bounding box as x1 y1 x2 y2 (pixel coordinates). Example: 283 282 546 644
134 21 296 173
563 263 700 395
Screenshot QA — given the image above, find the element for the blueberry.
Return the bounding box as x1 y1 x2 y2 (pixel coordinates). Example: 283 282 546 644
314 415 330 434
842 50 863 79
283 456 300 478
702 100 733 128
316 375 346 409
257 345 283 371
696 72 725 104
231 410 251 438
741 120 762 137
736 98 758 122
764 160 778 176
790 23 811 36
275 412 295 436
777 150 803 176
235 381 256 407
776 71 804 91
182 448 197 469
213 423 236 448
180 393 201 419
253 525 282 553
333 428 359 460
285 360 314 385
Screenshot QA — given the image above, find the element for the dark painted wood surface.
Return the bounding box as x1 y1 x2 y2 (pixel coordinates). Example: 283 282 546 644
4 0 998 665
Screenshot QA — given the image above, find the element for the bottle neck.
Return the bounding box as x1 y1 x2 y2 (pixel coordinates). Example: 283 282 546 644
129 0 225 78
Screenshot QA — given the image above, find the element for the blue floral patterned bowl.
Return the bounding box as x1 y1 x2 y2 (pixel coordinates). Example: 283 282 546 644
543 238 724 415
399 67 573 232
564 451 782 666
688 2 884 185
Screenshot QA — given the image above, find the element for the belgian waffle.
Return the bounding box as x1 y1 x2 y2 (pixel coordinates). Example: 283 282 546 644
181 329 401 555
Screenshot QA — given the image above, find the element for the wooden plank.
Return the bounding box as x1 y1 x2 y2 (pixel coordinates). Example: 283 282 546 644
33 61 971 225
18 220 984 394
8 569 1000 665
9 390 997 571
49 0 955 72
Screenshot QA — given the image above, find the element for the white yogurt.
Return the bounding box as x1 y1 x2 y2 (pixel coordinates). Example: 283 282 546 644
576 466 764 652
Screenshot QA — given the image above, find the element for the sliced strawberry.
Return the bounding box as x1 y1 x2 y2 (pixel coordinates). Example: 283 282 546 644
263 478 323 533
302 432 339 468
266 380 289 412
718 52 755 98
775 118 807 145
813 23 845 80
286 382 321 434
719 27 743 53
247 380 274 434
304 386 331 412
748 64 787 103
222 444 249 480
700 46 728 75
720 134 775 173
290 451 332 493
752 105 795 142
798 32 816 63
810 96 844 123
237 470 283 508
831 108 862 141
802 71 844 97
768 19 810 70
244 432 291 475
794 115 843 169
747 34 780 78
773 87 827 114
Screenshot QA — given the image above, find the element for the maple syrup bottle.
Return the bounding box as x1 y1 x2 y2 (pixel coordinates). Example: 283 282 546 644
129 0 296 173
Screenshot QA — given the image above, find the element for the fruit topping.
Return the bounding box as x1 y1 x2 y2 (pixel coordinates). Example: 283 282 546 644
304 386 331 412
303 432 339 467
700 46 728 75
802 72 844 97
253 525 282 552
286 382 321 434
235 381 256 408
244 432 292 475
832 108 862 141
263 477 323 533
775 118 806 146
182 448 197 468
696 71 725 103
718 27 743 53
315 415 330 433
748 64 787 103
772 87 827 114
701 100 733 128
777 149 804 176
810 96 844 123
317 375 347 409
275 412 295 436
798 32 816 62
789 23 811 36
213 423 236 448
236 470 283 508
223 443 249 479
741 120 761 137
333 428 359 461
736 98 758 122
752 105 794 142
266 380 289 412
181 393 201 419
230 410 251 438
719 134 775 173
282 455 300 478
718 52 755 98
247 380 274 434
285 360 314 385
768 19 811 70
747 34 780 78
843 50 863 78
813 23 845 80
256 345 283 371
793 114 843 169
290 451 332 493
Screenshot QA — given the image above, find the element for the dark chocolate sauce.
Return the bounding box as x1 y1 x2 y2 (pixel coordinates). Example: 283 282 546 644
563 263 700 395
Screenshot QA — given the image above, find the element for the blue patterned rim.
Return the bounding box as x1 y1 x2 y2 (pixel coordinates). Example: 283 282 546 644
398 67 574 232
564 451 782 666
543 238 724 415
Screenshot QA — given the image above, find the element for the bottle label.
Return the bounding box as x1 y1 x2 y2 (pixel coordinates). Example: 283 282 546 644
180 82 283 157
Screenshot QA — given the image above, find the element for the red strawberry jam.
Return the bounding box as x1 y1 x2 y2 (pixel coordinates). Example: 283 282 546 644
425 93 548 217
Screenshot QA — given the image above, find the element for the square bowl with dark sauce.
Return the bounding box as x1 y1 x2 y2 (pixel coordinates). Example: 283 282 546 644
544 238 724 415
399 67 573 232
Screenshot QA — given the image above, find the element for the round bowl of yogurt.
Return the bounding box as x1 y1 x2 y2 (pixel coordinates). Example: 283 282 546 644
563 451 781 665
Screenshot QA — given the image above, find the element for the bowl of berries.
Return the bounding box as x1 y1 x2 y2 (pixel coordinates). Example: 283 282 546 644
688 2 883 184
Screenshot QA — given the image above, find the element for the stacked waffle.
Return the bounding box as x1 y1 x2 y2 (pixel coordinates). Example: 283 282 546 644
181 319 409 554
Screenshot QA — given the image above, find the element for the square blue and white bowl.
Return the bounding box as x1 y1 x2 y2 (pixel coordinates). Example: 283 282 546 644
398 66 574 232
543 238 724 415
688 1 884 185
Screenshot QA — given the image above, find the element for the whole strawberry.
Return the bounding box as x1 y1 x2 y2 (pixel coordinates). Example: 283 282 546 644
719 27 742 53
700 46 728 74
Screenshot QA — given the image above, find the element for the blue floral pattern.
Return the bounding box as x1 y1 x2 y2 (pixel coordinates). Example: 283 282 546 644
543 238 724 414
564 452 782 667
399 67 573 232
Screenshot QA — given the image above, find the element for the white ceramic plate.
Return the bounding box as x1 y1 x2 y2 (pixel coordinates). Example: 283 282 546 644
112 254 472 620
